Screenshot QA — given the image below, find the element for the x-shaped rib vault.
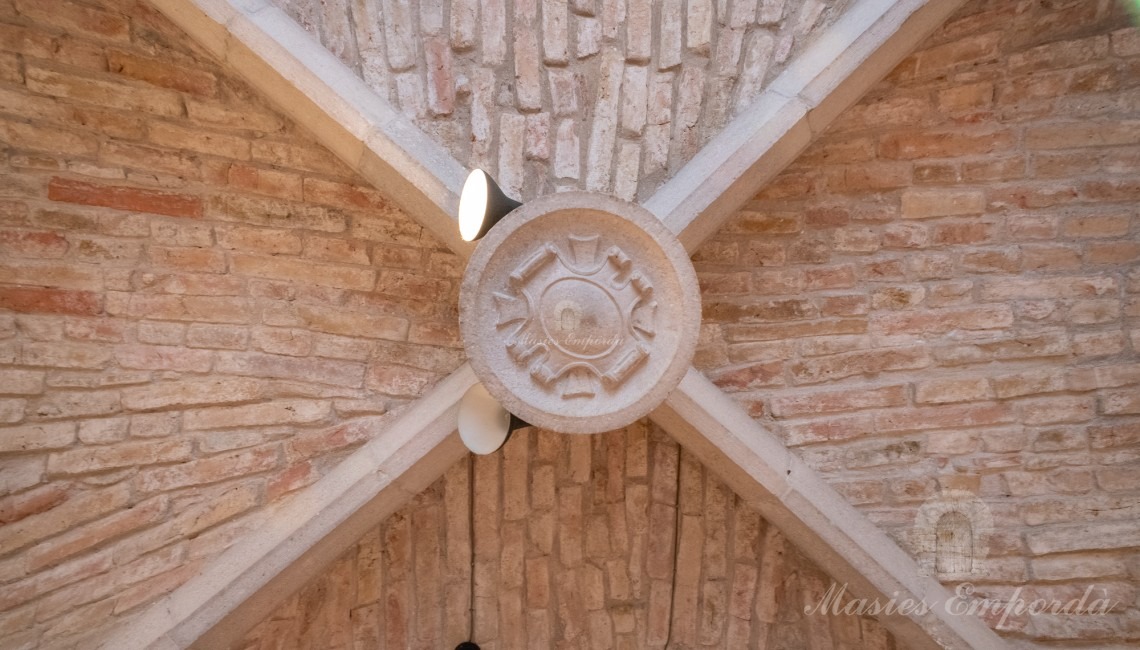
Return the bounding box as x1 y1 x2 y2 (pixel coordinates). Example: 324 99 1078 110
100 0 1008 648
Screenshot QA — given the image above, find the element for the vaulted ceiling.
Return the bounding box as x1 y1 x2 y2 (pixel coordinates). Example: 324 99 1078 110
97 1 1009 648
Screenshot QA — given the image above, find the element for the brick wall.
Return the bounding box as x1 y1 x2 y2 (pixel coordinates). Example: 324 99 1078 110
239 425 898 650
271 0 850 202
2 0 1139 647
694 0 1140 644
0 0 463 646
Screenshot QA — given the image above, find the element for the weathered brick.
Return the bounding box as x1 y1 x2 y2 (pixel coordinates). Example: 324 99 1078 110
48 178 202 219
136 445 279 493
770 385 907 417
26 66 180 116
47 438 191 476
232 254 375 291
790 345 929 385
900 188 985 219
107 49 216 97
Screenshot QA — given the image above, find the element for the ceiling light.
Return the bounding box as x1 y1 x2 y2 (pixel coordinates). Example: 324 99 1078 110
458 169 522 242
458 383 530 455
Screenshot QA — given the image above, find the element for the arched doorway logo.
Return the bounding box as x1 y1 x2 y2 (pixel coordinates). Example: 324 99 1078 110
910 490 993 579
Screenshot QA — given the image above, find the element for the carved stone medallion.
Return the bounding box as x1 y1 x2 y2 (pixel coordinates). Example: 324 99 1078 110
460 192 700 434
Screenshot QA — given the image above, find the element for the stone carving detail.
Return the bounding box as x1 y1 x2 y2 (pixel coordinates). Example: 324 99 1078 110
460 192 700 434
495 235 657 399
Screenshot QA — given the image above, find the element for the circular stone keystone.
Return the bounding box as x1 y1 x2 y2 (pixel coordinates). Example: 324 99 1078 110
460 192 701 434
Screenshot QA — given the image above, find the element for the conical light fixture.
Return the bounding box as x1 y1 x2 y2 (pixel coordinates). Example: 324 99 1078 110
458 169 522 242
458 383 530 455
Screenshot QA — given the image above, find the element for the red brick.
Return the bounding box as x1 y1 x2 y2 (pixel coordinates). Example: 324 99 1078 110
0 481 132 556
900 188 985 219
991 369 1067 399
225 163 302 201
1102 390 1140 415
960 249 1020 273
108 294 250 323
232 254 374 291
13 0 129 42
880 129 1013 160
120 376 263 411
962 155 1025 182
303 236 370 266
0 287 101 316
875 402 1013 434
147 246 226 273
1082 178 1140 202
1062 214 1131 238
26 496 167 570
980 276 1116 300
114 344 213 372
365 364 439 397
697 272 750 295
0 118 99 157
770 385 906 418
804 265 855 290
136 445 280 493
914 31 1001 76
303 178 392 212
725 318 866 342
285 420 376 463
1021 244 1081 271
709 361 784 392
184 399 329 430
216 351 365 388
871 305 1012 335
0 483 67 525
783 414 875 446
266 461 319 501
46 438 192 475
723 211 801 235
1085 241 1140 265
148 121 251 161
1017 396 1095 425
827 162 911 192
0 23 54 58
99 141 200 179
48 177 202 219
702 298 818 323
107 48 217 97
915 376 991 404
21 341 111 368
26 65 182 117
789 345 929 385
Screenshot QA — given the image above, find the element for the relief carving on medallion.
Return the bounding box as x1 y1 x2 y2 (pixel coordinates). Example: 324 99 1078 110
492 235 658 399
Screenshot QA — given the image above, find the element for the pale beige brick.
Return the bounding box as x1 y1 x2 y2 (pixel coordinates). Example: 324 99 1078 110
513 0 541 110
541 0 567 64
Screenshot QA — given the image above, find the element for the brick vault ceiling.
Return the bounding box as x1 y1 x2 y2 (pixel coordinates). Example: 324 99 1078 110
268 0 851 202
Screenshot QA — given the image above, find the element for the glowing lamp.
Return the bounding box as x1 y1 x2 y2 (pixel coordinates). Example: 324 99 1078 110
458 169 522 242
458 383 530 455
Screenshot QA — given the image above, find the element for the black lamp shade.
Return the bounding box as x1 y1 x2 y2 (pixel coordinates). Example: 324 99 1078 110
459 169 522 242
455 643 481 650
